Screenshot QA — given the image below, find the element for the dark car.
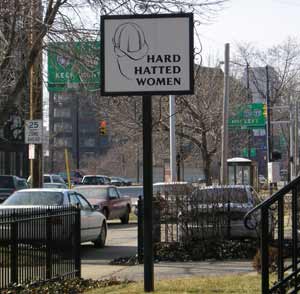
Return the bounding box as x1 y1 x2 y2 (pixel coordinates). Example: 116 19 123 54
73 185 131 224
179 185 262 240
110 177 132 186
0 175 28 203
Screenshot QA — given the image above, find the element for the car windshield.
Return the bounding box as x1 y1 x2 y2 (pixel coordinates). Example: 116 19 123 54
82 177 102 185
2 191 64 206
43 176 51 183
74 188 107 199
193 188 249 204
0 176 14 188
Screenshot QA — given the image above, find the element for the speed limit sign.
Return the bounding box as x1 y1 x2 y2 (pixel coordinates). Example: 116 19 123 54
25 120 43 144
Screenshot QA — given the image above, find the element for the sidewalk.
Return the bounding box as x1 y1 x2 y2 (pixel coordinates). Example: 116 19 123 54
82 260 255 281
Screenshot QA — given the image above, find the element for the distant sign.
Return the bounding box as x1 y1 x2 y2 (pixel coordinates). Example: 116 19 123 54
25 120 43 144
229 103 266 129
101 13 194 96
48 41 100 92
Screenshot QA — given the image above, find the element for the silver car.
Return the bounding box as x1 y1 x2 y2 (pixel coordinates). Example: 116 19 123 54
179 185 261 240
0 188 107 247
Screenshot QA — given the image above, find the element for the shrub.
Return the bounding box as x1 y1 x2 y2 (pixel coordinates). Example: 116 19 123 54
252 246 278 273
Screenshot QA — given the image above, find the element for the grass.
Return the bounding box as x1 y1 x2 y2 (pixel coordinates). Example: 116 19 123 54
84 273 261 294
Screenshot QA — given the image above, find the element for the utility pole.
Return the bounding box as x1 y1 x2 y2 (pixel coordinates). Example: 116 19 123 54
169 95 176 182
294 100 299 176
246 62 251 158
289 98 294 180
221 43 230 185
30 0 43 188
265 66 271 164
75 95 80 169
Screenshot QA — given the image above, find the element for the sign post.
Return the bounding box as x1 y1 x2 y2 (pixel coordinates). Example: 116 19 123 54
101 13 194 292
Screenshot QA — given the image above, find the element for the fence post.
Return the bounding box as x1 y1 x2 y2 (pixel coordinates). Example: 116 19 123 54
261 207 269 294
10 211 18 284
227 198 231 239
46 209 52 279
74 207 81 278
137 196 144 264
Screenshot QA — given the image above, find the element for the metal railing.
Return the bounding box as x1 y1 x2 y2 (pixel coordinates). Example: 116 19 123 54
0 206 81 290
244 176 300 294
137 186 260 263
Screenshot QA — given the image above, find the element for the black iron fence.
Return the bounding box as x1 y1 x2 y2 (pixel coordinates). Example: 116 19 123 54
0 206 81 290
137 185 261 260
245 176 300 294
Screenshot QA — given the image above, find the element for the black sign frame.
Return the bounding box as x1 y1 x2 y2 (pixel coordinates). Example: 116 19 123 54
100 13 194 96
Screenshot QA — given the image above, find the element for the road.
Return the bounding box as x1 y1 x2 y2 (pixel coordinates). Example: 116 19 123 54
81 221 138 279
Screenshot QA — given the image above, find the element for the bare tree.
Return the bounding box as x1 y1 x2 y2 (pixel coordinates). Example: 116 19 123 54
0 0 229 112
235 38 300 172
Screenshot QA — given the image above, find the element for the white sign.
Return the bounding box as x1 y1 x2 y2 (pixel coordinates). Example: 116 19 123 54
101 13 194 96
28 144 35 159
268 162 280 183
25 120 43 144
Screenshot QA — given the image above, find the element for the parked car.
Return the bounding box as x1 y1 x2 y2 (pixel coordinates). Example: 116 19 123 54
81 175 111 185
153 182 194 200
0 188 107 247
179 185 262 240
43 182 68 189
27 174 66 187
110 177 132 186
133 182 193 215
118 185 143 208
0 175 28 203
59 171 83 185
73 185 131 224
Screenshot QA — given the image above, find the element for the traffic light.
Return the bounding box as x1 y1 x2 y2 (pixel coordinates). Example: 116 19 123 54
99 121 107 135
263 103 268 118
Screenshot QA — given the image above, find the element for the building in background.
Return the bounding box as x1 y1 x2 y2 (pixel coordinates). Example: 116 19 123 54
48 91 109 172
241 66 283 176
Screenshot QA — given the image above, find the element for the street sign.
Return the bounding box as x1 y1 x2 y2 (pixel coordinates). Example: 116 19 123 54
48 41 100 92
101 13 194 96
229 103 266 129
25 120 43 144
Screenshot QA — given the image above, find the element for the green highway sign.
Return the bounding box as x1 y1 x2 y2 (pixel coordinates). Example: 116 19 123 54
48 41 100 92
229 103 266 129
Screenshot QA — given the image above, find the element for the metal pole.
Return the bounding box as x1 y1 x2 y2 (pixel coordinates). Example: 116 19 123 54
294 100 298 177
30 0 43 188
290 99 294 180
169 95 176 182
76 95 80 169
142 95 154 292
246 63 251 158
221 43 230 185
266 65 273 192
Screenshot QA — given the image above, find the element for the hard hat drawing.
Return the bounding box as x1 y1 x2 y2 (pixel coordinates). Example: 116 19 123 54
113 22 149 79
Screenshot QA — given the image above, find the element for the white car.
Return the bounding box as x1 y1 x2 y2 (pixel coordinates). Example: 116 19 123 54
0 189 107 247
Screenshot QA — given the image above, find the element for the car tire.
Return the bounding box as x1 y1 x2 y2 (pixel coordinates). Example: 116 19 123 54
120 209 129 224
93 223 107 248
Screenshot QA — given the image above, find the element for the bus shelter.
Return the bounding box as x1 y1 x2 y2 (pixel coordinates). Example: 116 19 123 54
227 157 258 190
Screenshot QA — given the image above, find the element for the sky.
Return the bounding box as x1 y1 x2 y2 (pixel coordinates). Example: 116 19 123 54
200 0 300 64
